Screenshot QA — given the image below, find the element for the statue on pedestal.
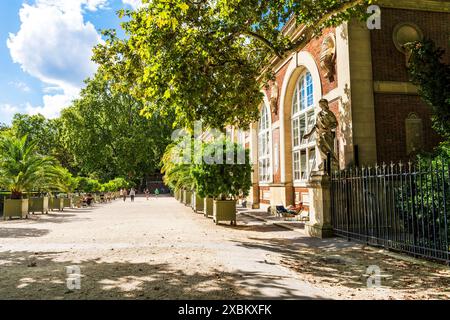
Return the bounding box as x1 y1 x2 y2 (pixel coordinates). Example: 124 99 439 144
303 99 338 172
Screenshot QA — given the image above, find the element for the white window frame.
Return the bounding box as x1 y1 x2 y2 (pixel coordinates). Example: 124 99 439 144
292 71 317 182
258 103 272 183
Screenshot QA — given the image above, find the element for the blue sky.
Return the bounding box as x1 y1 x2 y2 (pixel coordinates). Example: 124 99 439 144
0 0 141 125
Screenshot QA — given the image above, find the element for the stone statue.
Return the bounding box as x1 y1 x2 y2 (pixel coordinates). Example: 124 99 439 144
303 99 338 172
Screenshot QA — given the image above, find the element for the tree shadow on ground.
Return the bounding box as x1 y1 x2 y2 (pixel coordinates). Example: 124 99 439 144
232 236 450 299
0 251 325 300
0 228 50 238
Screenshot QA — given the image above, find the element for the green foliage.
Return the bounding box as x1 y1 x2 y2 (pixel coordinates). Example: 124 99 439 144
0 135 58 199
75 177 102 193
191 139 252 200
93 0 370 130
59 72 174 183
10 114 73 169
52 167 79 194
407 39 450 139
161 141 195 192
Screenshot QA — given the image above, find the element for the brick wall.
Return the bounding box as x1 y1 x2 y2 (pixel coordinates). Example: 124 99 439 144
374 94 441 163
370 8 449 162
371 8 450 82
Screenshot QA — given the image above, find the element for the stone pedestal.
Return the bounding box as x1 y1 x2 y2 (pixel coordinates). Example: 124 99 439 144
251 183 260 209
305 171 333 238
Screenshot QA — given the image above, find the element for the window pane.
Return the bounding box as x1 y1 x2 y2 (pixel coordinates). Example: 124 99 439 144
292 88 298 114
308 148 316 173
293 118 299 148
294 151 300 181
300 150 307 180
299 115 306 145
300 77 306 111
306 111 315 143
306 73 313 108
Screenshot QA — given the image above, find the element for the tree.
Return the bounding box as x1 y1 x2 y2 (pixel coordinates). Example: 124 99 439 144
10 114 74 170
93 0 370 130
407 39 450 140
191 139 252 200
60 72 174 184
0 135 58 199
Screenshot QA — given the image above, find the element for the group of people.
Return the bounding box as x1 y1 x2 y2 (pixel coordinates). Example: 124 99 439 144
119 188 161 202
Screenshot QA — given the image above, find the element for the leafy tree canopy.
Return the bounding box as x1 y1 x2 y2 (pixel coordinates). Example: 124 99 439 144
407 39 450 139
60 72 174 184
93 0 371 130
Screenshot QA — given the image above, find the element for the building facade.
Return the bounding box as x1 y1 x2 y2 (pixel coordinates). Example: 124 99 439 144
239 0 450 211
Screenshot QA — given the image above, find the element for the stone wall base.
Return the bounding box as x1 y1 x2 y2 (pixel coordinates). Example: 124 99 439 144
305 222 334 239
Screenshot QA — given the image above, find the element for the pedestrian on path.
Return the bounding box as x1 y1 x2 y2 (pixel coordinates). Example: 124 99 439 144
145 188 150 200
154 188 160 198
130 188 136 202
122 188 128 202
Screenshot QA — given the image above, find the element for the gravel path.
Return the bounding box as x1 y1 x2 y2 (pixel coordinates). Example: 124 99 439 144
0 196 448 300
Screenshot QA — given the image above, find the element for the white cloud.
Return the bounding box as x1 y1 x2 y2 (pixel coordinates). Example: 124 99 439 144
122 0 143 10
9 81 31 92
0 104 20 124
6 0 107 119
25 91 77 119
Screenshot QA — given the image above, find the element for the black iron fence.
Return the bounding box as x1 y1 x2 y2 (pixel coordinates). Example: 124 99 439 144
331 159 450 263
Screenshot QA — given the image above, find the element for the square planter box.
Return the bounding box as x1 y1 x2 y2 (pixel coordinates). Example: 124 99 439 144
63 198 73 208
213 200 237 225
50 198 64 211
4 199 29 220
204 198 214 218
29 197 49 215
193 194 204 213
183 190 192 206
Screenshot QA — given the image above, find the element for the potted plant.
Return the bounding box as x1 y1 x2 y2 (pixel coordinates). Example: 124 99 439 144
204 197 214 218
161 142 195 207
53 167 79 209
49 195 64 212
0 135 57 220
192 139 252 225
193 192 204 213
29 194 49 215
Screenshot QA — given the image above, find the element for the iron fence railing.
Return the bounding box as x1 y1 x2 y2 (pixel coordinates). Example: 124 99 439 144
331 159 450 264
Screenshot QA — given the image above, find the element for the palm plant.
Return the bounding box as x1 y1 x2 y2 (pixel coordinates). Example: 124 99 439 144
52 166 79 194
0 135 58 199
161 142 195 192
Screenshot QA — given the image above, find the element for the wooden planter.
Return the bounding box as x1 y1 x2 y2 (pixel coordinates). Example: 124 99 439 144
183 190 192 206
63 198 73 208
29 197 49 215
193 194 204 213
4 199 29 220
213 200 237 226
204 197 214 218
50 198 64 212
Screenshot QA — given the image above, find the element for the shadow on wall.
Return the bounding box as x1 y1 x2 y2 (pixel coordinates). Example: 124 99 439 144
0 251 326 300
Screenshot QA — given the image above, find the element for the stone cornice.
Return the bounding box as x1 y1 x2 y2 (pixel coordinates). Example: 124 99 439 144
377 0 450 12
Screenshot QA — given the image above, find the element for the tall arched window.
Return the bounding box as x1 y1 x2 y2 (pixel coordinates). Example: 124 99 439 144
258 104 271 182
292 71 316 181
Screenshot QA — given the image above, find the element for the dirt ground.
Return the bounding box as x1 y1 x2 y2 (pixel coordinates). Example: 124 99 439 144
0 196 448 300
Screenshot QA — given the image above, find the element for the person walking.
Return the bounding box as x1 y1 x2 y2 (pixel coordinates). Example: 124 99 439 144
130 188 136 202
154 188 160 198
145 188 150 200
122 188 128 202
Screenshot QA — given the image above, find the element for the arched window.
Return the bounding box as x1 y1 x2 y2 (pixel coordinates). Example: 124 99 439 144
292 71 316 181
258 104 271 182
